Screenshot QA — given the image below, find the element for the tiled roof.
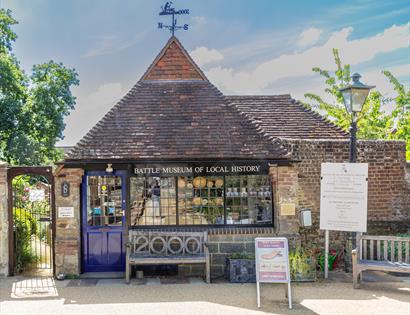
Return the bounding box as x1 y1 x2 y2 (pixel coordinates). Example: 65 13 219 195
66 81 289 161
227 95 348 139
66 38 347 162
141 36 207 81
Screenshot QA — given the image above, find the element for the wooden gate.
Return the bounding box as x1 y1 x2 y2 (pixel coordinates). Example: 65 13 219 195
7 167 55 276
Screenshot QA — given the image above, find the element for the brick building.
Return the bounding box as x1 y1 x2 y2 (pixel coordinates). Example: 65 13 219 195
21 37 408 279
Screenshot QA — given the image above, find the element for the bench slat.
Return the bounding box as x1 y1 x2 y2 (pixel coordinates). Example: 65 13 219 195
406 242 409 264
384 240 388 261
369 240 374 260
391 240 395 262
376 240 381 260
361 235 410 241
363 239 367 260
398 241 402 262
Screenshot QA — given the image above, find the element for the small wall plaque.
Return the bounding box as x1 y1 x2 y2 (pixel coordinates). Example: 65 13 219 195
58 206 74 218
61 181 70 197
280 203 296 216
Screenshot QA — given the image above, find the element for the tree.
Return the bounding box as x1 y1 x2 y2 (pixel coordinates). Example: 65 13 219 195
0 8 79 165
304 49 409 160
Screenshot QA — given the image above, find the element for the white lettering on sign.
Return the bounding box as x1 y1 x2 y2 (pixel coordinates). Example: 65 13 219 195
29 189 45 202
320 163 368 232
58 207 74 218
134 165 262 175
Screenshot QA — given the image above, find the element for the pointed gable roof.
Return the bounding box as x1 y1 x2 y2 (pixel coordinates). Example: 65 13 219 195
66 38 289 161
141 36 207 81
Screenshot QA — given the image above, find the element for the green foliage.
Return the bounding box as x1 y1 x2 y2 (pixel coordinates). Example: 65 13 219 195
0 8 79 165
13 208 38 273
304 49 410 160
289 247 316 281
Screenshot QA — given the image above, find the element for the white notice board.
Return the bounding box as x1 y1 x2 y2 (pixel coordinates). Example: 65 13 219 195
255 237 292 309
58 207 75 218
320 163 368 232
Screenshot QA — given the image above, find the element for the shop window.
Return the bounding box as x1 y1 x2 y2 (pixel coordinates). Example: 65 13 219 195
225 175 272 224
178 176 224 225
130 176 176 226
87 176 123 226
130 174 272 226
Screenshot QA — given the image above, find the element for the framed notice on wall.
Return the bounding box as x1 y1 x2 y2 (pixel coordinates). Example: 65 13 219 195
255 237 292 309
320 163 368 232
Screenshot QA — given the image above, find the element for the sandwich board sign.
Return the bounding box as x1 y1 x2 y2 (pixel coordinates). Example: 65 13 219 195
320 163 368 232
255 237 292 309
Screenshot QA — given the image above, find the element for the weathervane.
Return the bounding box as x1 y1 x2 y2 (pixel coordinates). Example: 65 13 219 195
158 2 189 37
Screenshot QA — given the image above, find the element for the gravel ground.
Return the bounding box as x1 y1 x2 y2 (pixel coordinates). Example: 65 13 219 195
0 275 409 315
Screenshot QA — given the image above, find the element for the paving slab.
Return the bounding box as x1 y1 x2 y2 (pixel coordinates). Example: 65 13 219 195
145 277 161 285
160 277 189 284
66 279 98 287
96 279 127 287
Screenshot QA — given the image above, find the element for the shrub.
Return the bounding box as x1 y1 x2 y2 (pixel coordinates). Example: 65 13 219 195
13 208 38 273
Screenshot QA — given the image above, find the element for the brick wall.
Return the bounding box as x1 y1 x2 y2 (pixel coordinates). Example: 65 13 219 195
54 168 84 276
283 139 409 248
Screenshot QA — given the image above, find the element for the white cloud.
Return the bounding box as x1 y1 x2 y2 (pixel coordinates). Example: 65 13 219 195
59 82 127 145
190 46 224 67
298 27 322 47
190 16 207 30
83 32 146 58
205 23 410 94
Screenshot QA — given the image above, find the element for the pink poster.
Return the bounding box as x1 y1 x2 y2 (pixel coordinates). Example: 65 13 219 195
255 238 290 283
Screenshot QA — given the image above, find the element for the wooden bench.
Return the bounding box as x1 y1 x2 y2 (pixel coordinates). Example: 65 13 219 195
126 230 210 284
352 235 410 288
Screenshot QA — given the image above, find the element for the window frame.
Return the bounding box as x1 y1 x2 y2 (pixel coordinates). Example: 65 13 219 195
129 173 274 228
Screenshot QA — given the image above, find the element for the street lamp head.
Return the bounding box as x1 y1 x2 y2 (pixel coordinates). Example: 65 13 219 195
339 73 375 114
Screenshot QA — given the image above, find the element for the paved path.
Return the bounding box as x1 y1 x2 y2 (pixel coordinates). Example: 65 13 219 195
0 273 409 315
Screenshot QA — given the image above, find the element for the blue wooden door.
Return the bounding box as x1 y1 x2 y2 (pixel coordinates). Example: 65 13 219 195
82 171 126 272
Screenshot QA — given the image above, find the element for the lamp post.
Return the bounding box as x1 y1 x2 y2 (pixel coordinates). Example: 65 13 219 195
339 73 375 248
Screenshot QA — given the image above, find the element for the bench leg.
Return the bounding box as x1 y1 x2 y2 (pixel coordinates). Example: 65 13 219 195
126 262 130 284
353 270 360 289
205 260 210 284
352 248 360 289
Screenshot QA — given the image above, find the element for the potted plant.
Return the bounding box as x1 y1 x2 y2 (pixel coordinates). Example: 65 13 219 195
226 252 256 283
289 247 317 282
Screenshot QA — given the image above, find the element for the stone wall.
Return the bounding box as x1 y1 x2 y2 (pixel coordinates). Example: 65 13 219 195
283 139 409 249
0 163 8 277
54 167 84 276
178 228 301 279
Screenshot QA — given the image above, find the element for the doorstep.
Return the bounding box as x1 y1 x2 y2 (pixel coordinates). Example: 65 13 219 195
80 272 125 279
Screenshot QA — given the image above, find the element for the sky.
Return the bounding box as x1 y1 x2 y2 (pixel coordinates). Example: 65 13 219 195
2 0 409 146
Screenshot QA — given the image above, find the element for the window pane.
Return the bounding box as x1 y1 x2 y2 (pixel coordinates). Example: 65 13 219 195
87 176 123 226
225 175 272 224
130 176 176 226
178 176 224 225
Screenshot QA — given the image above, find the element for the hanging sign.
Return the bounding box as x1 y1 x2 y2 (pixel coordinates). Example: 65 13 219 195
320 163 368 232
255 237 292 309
29 189 45 202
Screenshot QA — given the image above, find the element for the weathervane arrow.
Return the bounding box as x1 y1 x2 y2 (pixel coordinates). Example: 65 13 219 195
158 2 189 37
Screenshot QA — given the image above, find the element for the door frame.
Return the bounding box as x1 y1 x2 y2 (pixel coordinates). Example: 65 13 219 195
81 170 127 272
